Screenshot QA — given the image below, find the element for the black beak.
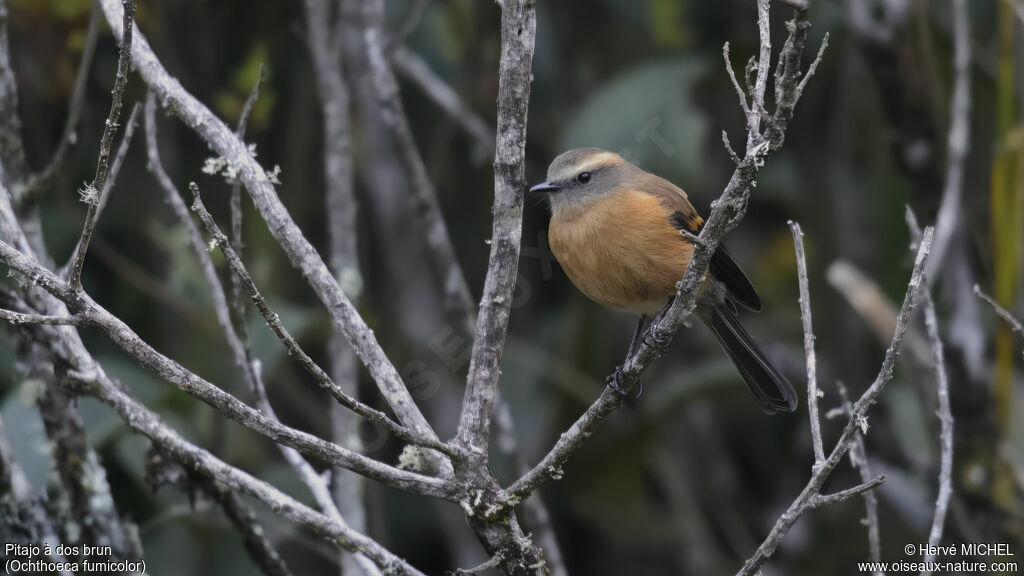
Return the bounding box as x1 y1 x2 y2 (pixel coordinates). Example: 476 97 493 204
528 181 561 196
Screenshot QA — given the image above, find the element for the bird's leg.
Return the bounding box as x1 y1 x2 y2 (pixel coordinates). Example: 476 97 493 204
607 315 648 398
642 297 676 351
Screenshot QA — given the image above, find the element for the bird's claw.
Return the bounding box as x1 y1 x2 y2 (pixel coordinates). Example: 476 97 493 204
607 365 643 399
642 324 673 352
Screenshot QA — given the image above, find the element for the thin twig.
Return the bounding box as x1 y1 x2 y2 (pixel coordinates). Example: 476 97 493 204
922 282 954 571
362 0 476 337
145 95 357 545
735 227 934 576
97 101 140 212
810 475 887 508
18 2 101 205
723 42 751 116
194 471 295 576
926 0 971 282
228 63 263 323
789 220 824 466
974 285 1024 359
0 308 89 326
0 239 459 500
835 381 883 568
189 183 454 457
71 368 428 576
906 207 956 574
454 0 537 454
67 0 134 291
96 0 447 462
391 45 495 162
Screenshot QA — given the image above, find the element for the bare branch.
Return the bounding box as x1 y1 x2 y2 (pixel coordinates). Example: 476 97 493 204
735 227 934 576
97 101 140 212
0 308 88 326
794 32 829 101
811 475 887 508
789 221 824 466
906 207 956 572
188 182 454 457
392 45 495 162
455 0 537 455
193 470 295 576
835 381 882 566
145 94 358 550
0 239 458 500
974 286 1024 358
362 0 476 337
723 42 751 116
18 2 101 205
67 0 135 291
926 0 971 282
72 368 429 576
95 0 447 462
303 4 378 574
922 282 954 570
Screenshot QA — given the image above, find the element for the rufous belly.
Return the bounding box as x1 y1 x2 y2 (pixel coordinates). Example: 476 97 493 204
548 189 694 316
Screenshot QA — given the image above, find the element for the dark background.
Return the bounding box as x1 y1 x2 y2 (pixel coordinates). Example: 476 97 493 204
1 0 1021 574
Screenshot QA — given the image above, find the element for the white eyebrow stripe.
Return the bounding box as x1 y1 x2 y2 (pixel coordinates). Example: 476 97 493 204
574 152 620 174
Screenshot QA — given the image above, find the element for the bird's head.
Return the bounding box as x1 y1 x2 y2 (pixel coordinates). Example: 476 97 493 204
529 148 636 212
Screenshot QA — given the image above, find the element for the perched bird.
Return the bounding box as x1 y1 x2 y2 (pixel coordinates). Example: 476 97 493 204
530 147 797 414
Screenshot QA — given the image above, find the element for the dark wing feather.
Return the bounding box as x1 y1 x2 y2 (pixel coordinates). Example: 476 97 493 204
633 171 763 311
709 244 762 312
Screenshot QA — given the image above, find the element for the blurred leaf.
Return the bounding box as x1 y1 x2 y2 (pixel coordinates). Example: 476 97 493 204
558 58 709 188
990 0 1022 456
11 0 90 20
215 42 274 132
649 0 689 48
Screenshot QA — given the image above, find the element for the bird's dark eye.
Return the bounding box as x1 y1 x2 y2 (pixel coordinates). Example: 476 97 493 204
576 172 592 184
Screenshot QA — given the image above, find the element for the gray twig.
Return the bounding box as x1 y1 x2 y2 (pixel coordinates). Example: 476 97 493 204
810 475 888 508
974 285 1024 359
789 220 824 466
392 45 495 162
145 94 355 551
97 0 447 464
67 0 135 291
926 0 971 282
75 368 428 576
735 227 933 576
906 208 955 574
188 182 454 457
455 0 537 457
0 238 458 500
194 471 295 576
97 101 140 212
362 0 476 337
0 308 89 325
18 2 101 205
303 3 375 574
835 381 883 568
921 281 954 571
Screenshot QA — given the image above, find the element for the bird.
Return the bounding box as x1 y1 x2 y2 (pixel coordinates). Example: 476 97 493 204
529 147 797 414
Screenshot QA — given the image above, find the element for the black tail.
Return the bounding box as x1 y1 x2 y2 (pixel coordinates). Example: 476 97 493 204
703 307 798 414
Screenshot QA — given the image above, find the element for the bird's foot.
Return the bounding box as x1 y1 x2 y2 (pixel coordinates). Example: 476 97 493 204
641 323 673 352
606 365 643 399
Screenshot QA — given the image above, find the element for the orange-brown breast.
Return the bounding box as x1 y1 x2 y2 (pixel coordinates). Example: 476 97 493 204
548 188 694 315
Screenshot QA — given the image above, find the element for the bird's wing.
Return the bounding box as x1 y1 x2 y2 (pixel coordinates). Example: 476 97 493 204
638 173 763 312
